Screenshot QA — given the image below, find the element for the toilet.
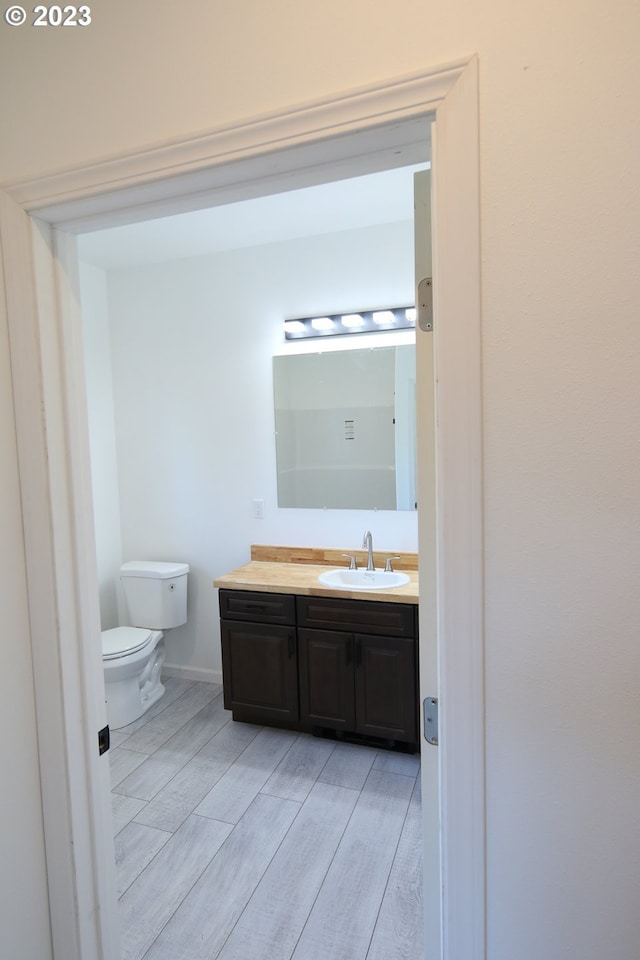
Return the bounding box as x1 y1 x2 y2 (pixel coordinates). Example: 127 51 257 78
102 560 189 729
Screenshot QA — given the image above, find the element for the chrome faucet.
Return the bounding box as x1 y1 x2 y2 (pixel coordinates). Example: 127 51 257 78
362 530 375 571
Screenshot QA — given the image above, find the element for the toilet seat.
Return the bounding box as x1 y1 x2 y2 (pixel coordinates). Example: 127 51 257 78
102 626 153 660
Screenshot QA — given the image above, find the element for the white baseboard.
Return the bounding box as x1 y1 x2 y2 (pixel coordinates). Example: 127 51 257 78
162 662 222 685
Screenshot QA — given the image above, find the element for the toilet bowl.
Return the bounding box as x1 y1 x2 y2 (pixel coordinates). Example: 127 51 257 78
101 560 189 729
102 626 165 729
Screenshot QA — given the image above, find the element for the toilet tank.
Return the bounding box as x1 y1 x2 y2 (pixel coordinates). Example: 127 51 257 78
120 561 189 629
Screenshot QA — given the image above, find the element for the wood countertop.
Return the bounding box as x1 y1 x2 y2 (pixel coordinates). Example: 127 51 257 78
213 546 419 605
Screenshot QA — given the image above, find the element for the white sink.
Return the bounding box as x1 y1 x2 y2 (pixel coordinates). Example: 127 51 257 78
317 568 410 590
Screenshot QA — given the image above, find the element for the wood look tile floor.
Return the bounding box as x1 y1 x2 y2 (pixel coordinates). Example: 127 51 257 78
110 678 423 960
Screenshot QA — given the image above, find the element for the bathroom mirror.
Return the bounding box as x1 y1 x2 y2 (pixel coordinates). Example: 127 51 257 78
273 344 417 510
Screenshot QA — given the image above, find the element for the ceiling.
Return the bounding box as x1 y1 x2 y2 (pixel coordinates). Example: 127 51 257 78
77 164 427 271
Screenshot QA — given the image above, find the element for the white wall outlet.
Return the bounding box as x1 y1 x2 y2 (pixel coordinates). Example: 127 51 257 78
251 498 265 519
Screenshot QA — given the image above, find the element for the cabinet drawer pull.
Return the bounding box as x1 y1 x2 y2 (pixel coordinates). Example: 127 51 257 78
288 632 295 658
345 640 352 666
355 637 362 667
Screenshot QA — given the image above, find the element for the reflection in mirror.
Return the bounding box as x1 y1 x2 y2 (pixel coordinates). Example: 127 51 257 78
273 345 417 510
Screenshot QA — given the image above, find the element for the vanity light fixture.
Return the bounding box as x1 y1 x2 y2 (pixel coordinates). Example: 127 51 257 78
283 305 416 340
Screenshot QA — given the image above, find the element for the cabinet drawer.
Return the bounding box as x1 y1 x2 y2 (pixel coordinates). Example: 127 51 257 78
219 589 296 625
297 596 415 638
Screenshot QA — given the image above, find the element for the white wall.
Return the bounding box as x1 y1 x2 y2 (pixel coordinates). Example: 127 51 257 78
2 3 640 959
0 273 53 957
79 263 123 628
87 220 416 679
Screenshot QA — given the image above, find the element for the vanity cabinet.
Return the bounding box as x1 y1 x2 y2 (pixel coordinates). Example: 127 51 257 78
218 589 419 751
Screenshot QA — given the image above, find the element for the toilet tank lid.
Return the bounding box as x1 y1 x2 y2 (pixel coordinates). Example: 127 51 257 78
121 560 190 579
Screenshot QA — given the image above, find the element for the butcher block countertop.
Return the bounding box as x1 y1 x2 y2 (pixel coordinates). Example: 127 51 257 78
213 545 419 605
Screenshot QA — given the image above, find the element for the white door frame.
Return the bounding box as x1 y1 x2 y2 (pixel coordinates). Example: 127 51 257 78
0 55 483 960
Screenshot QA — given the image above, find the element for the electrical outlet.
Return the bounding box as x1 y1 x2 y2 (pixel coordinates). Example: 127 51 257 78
252 498 265 519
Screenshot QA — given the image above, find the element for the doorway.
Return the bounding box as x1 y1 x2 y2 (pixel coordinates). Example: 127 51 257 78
79 162 426 960
1 56 483 960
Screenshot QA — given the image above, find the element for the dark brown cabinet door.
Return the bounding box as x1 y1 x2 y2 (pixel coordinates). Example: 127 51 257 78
354 633 417 743
221 620 298 727
298 628 355 732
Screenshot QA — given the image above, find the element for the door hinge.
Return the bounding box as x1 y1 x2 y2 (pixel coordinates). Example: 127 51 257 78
98 724 110 756
423 697 439 745
417 277 433 332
